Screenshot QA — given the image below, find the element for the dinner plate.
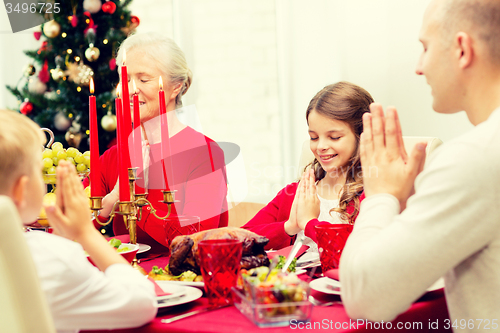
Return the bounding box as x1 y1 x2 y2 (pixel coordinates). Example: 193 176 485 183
310 277 342 295
138 243 151 254
310 277 446 296
156 282 203 308
296 251 320 268
161 280 205 289
156 284 187 302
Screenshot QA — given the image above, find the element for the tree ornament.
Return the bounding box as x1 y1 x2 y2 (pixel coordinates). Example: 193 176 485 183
44 91 58 100
101 111 117 131
109 58 116 71
20 100 34 115
42 21 61 38
83 0 102 14
54 112 71 131
37 41 48 54
102 1 116 14
65 128 83 148
39 59 50 83
24 64 36 76
51 67 65 81
85 44 100 62
28 77 47 94
33 25 42 40
65 62 94 86
70 15 78 28
83 12 98 36
130 16 140 29
65 119 83 148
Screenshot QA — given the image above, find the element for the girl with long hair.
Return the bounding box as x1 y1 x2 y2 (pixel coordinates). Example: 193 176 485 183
243 81 373 251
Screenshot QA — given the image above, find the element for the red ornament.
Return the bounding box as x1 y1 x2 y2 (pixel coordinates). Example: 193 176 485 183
102 1 116 14
130 16 140 29
37 41 48 54
34 31 42 40
71 15 78 27
39 59 50 83
109 58 117 71
20 101 34 115
83 11 98 36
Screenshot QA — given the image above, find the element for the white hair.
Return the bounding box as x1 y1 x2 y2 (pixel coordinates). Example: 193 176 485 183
116 32 193 107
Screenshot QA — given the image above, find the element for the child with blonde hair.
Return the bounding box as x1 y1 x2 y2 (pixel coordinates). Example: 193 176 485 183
0 109 156 332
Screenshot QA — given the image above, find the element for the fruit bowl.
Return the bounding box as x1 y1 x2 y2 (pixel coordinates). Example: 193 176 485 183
87 243 140 266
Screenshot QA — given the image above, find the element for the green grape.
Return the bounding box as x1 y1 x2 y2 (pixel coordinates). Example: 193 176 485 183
76 163 87 172
46 166 56 175
66 157 75 165
42 158 53 169
83 151 90 157
83 155 91 167
57 150 68 160
42 149 54 159
74 153 85 164
66 147 78 158
51 142 64 154
52 157 59 166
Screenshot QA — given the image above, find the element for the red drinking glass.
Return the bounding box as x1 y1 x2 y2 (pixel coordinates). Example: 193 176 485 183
198 239 243 308
315 224 353 272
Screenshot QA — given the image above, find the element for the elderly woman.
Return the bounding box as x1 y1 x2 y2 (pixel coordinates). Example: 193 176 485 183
92 33 228 254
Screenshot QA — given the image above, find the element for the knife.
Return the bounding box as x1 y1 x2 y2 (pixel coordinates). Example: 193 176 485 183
282 235 305 273
161 304 230 323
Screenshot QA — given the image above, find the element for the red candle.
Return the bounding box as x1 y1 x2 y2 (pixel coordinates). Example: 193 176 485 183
121 50 133 140
116 84 130 202
89 78 101 197
159 76 171 190
132 80 144 194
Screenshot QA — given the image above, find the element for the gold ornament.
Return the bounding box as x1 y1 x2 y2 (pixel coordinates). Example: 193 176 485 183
43 21 61 38
24 64 35 76
65 128 83 148
101 112 117 132
85 46 100 62
50 67 65 81
64 62 94 86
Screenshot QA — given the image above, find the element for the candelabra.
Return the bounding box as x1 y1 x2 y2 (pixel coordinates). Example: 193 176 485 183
90 168 177 274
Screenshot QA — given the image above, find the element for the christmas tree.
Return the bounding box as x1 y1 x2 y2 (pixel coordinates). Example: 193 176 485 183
7 0 140 152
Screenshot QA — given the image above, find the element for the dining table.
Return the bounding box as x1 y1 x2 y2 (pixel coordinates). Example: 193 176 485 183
82 251 452 333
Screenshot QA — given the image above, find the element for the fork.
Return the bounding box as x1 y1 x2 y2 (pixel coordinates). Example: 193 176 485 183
308 295 342 307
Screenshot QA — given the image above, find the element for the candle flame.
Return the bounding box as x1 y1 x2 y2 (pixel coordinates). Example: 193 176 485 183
90 78 94 94
122 49 126 66
159 76 163 90
133 79 138 94
116 83 121 98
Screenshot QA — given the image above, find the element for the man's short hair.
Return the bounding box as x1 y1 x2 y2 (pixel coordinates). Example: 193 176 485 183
442 0 500 61
0 109 44 193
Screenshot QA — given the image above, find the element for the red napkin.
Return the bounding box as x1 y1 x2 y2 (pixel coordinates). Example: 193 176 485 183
325 269 339 281
267 245 309 260
148 277 171 297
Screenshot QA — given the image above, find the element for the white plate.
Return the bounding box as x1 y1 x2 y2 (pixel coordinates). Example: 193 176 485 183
138 243 151 254
161 280 205 289
309 277 445 296
156 284 187 302
296 252 320 268
155 282 203 308
310 277 342 295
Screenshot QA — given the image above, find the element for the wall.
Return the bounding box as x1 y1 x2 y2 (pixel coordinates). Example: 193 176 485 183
0 0 474 204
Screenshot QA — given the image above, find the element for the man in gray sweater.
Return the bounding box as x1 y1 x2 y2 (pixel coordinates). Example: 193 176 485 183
340 0 500 331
